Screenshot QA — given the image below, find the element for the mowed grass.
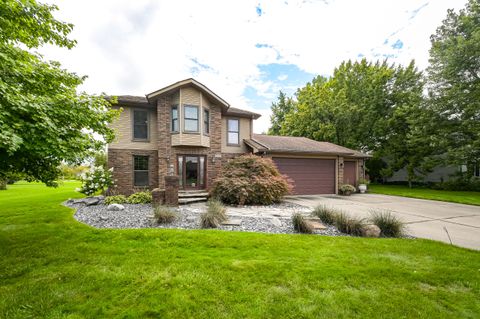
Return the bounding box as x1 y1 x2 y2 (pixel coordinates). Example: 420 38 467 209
369 184 480 206
1 182 480 318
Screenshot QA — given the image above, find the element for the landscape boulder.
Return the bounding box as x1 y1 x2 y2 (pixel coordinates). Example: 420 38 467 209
107 204 125 211
361 224 381 237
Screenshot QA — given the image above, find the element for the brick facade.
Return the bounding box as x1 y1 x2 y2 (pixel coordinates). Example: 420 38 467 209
107 149 158 195
156 95 226 190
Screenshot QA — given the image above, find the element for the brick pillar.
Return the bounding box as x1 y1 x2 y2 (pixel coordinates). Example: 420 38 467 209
157 96 171 190
165 175 179 206
152 188 165 206
338 157 344 187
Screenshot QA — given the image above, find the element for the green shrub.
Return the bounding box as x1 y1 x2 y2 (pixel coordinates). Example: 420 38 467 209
334 212 365 236
104 195 127 205
154 206 177 224
210 155 292 205
292 213 314 234
127 191 152 204
369 210 405 237
431 177 480 192
200 199 227 228
339 184 356 195
312 205 337 225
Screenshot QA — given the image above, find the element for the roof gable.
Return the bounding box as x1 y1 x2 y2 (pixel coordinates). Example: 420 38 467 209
146 78 230 109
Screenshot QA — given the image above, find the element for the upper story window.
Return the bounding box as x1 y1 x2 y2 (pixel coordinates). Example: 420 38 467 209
184 105 199 132
227 118 239 145
133 109 148 140
171 105 179 132
203 109 210 135
133 155 149 186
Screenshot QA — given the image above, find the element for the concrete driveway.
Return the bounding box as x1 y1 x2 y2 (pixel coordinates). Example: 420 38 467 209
285 194 480 250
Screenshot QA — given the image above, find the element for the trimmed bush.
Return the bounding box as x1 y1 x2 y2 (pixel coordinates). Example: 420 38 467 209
334 212 365 236
200 199 227 228
127 191 152 204
339 184 356 195
312 205 337 225
104 195 127 205
154 206 177 224
369 210 405 237
292 213 314 234
210 155 292 205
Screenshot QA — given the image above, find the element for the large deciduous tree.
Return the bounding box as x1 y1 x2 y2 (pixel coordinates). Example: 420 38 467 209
427 0 480 171
268 91 295 135
0 0 119 187
274 59 431 185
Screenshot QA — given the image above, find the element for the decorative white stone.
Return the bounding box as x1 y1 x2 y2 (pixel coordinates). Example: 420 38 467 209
270 217 282 227
107 204 125 211
221 218 242 226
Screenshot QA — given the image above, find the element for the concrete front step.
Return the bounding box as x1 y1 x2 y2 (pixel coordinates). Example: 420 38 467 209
178 192 209 198
179 197 208 205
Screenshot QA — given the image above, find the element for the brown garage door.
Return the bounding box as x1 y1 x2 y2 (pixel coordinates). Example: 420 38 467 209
273 157 336 195
343 161 357 186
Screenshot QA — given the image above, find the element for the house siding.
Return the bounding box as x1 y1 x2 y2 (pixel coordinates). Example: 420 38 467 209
109 106 158 150
221 117 252 153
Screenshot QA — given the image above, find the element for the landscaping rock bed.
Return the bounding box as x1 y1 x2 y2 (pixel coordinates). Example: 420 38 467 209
68 201 343 236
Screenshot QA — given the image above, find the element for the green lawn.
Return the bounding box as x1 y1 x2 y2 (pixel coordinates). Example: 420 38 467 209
369 184 480 206
1 182 479 318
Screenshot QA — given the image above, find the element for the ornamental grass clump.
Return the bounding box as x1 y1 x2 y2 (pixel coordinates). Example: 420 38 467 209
334 212 365 236
312 205 338 225
200 199 227 228
154 205 177 224
369 210 405 238
292 213 314 234
210 155 292 205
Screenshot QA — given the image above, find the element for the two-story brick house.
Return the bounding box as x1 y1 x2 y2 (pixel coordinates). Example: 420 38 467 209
107 78 369 195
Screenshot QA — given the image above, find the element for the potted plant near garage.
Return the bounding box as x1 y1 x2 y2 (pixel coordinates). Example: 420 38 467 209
339 184 356 196
357 178 369 194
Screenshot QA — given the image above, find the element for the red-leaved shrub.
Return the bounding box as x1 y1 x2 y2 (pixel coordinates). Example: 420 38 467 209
210 155 293 205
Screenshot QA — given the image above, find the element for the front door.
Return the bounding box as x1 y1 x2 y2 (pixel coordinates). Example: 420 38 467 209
177 155 206 189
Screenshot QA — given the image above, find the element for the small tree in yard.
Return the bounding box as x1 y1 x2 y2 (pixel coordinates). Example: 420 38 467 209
211 155 292 205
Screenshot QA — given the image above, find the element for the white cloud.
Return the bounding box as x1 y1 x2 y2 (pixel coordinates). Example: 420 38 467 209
40 0 467 133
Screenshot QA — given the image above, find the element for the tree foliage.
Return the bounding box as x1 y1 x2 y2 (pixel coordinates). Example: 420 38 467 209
276 59 430 183
427 0 480 169
0 0 119 186
268 91 295 135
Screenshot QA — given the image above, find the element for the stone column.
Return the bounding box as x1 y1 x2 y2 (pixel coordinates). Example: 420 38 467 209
165 175 179 206
338 157 344 186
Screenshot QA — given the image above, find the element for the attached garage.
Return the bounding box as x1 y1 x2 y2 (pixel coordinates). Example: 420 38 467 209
244 134 370 195
273 157 336 195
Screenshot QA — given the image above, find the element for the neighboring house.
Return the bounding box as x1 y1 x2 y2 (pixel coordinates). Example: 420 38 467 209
387 164 479 183
107 78 369 195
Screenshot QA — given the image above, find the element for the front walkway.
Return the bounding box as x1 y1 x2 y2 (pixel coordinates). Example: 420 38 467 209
284 194 480 250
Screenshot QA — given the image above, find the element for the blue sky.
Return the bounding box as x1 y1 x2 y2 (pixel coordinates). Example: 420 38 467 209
42 0 467 133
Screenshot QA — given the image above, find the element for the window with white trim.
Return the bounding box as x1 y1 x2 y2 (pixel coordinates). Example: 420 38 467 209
171 105 179 132
184 105 199 132
133 155 149 186
227 119 239 145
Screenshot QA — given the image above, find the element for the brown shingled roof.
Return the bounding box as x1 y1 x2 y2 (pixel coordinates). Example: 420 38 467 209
106 95 151 106
225 107 261 119
247 134 370 157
